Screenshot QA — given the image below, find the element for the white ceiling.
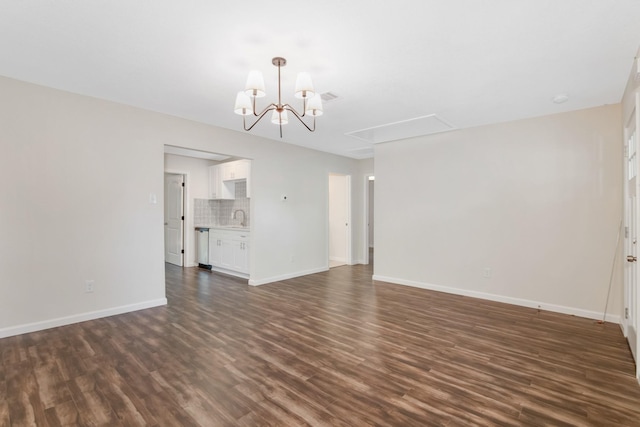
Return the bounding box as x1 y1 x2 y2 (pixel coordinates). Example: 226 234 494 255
1 1 639 159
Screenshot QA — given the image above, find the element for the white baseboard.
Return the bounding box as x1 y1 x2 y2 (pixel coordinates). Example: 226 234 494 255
372 275 621 324
0 298 168 339
330 256 347 263
249 266 329 286
209 266 249 280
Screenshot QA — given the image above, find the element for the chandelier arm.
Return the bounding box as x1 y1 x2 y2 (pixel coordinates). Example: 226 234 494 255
243 105 277 131
283 105 316 132
251 100 279 118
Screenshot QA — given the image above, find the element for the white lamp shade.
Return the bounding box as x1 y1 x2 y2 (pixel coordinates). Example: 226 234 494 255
305 93 323 117
294 72 315 99
245 70 265 98
234 92 253 115
271 109 289 125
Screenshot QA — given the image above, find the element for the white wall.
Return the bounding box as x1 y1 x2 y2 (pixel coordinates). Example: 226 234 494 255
164 153 217 267
0 78 167 336
0 75 367 336
374 104 623 321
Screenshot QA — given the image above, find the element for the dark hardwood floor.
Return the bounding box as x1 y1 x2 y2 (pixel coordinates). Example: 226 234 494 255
2 259 640 426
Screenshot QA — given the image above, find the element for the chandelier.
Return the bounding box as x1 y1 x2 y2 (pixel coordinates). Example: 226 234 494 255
234 57 323 138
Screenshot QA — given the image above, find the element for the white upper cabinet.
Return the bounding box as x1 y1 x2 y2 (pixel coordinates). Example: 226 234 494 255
209 159 251 199
221 159 250 181
208 164 221 199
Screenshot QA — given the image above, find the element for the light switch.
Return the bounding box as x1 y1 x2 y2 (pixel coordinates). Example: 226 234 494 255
149 193 157 204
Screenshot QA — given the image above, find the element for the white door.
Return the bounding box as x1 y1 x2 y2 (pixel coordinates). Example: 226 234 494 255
626 196 637 362
164 173 184 266
329 174 351 267
625 113 638 365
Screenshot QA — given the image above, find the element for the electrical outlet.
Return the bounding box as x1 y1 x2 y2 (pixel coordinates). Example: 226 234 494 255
85 280 95 293
290 255 295 263
482 267 492 279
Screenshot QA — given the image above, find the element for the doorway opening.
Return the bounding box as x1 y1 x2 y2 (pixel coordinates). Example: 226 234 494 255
328 173 352 268
364 175 375 265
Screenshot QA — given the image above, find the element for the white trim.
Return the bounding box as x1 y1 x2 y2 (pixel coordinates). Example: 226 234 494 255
330 256 347 263
372 275 621 323
0 298 167 339
209 266 249 280
249 266 329 286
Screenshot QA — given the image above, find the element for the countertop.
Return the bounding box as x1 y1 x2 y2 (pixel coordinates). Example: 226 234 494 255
195 225 250 231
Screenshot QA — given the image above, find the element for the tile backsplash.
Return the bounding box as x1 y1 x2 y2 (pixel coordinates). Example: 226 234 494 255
194 182 250 227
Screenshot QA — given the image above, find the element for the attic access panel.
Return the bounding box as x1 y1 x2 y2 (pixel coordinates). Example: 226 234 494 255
345 114 454 144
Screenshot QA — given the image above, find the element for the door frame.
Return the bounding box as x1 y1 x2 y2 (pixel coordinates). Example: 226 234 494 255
164 169 189 266
328 173 353 267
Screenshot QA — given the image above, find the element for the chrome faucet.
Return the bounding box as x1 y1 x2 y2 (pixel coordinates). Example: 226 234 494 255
232 209 247 227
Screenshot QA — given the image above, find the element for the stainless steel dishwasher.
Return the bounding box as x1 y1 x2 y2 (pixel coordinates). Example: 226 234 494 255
196 228 212 270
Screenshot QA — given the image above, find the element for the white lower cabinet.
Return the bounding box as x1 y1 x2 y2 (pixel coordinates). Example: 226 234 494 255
209 233 223 267
208 229 249 276
231 237 249 273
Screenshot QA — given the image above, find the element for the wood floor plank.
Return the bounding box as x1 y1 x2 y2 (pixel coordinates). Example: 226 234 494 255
2 259 640 425
0 401 8 427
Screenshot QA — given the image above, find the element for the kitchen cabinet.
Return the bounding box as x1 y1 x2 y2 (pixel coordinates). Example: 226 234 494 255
208 165 222 199
209 232 223 267
231 237 249 273
208 229 250 276
208 159 252 199
221 159 250 181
